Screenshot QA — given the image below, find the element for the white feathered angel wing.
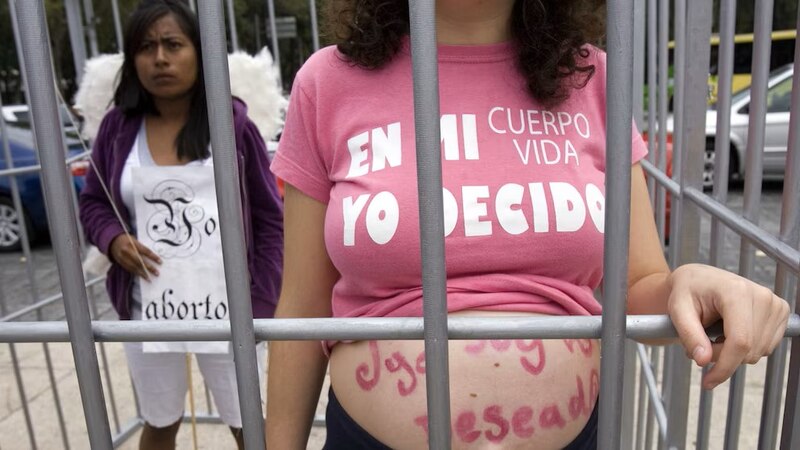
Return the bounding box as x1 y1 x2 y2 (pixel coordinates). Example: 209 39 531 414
73 48 286 142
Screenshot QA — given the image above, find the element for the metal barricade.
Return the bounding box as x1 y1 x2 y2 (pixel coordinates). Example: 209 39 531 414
0 0 798 449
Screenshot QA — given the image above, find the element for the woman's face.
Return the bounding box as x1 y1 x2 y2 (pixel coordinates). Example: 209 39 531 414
134 14 198 102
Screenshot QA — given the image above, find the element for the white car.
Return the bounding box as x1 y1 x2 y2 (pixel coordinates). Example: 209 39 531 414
709 64 794 187
1 104 30 123
666 64 794 189
2 104 80 135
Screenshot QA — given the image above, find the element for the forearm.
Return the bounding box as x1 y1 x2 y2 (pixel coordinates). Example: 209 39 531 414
265 339 328 449
627 270 675 345
265 294 330 449
264 184 338 447
79 195 126 255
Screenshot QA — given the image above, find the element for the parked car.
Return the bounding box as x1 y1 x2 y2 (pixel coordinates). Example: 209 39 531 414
666 64 794 189
2 103 82 138
0 125 87 251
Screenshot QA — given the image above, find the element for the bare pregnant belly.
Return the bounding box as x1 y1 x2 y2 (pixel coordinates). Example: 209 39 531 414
329 311 600 449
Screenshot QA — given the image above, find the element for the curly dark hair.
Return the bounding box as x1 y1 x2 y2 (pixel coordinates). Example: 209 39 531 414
325 0 605 106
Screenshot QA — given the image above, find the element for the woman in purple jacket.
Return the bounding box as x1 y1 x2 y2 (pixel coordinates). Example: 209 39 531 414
79 1 282 448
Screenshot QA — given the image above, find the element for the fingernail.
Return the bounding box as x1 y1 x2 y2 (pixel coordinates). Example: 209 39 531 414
692 346 704 361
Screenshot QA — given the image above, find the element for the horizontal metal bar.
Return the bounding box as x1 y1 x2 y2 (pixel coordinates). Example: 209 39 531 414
66 150 90 163
0 275 106 323
0 150 89 177
683 187 800 273
110 420 142 448
1 314 799 343
638 163 799 273
641 159 681 196
636 343 668 441
180 414 223 424
110 414 223 447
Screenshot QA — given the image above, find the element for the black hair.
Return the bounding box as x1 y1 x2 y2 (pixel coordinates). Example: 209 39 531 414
326 0 605 107
114 0 209 161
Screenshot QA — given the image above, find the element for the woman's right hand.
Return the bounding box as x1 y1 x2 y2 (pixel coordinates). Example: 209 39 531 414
109 234 161 280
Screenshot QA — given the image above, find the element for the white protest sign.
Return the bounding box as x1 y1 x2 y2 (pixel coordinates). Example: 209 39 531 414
133 166 230 354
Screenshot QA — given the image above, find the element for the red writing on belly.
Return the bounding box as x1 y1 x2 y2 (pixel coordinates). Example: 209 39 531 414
516 339 546 376
465 340 487 354
539 404 567 429
568 375 591 419
483 405 510 443
355 341 381 391
355 343 427 395
589 369 599 410
416 352 426 374
463 339 547 376
465 339 533 354
417 402 580 444
414 415 429 434
563 339 594 357
385 352 417 396
569 369 600 419
491 340 513 351
512 406 535 438
456 411 481 443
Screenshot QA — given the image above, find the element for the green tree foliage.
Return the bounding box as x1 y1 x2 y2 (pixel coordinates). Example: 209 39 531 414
0 0 796 103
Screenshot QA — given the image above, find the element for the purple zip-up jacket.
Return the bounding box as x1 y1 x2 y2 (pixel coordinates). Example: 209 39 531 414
79 99 283 320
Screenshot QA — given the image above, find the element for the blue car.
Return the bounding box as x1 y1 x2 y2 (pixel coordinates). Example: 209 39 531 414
0 125 87 251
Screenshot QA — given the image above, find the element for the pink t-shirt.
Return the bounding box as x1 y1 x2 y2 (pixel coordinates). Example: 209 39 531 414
271 40 648 321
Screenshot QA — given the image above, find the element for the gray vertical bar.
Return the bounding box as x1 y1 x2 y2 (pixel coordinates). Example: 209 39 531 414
7 0 29 107
769 7 800 450
655 0 669 247
110 0 124 53
63 0 88 84
0 98 70 449
13 1 112 448
633 0 646 130
255 15 263 50
81 0 99 57
308 0 320 52
265 0 281 85
723 2 774 448
407 0 451 448
645 346 662 450
188 0 195 13
665 2 713 450
662 0 687 442
6 8 71 445
6 344 37 449
782 332 800 450
225 0 239 51
597 0 634 447
626 7 646 443
195 2 266 449
696 2 737 449
0 115 37 449
708 0 737 220
635 348 648 450
667 0 686 269
622 341 638 450
86 285 121 433
646 0 658 203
